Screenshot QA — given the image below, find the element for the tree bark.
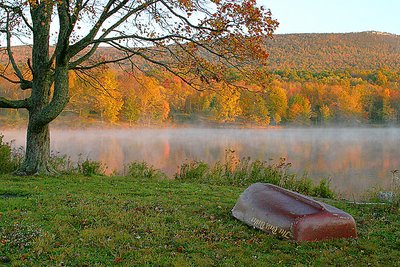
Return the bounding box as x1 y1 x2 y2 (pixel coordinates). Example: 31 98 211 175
14 65 69 176
15 71 55 175
15 118 53 176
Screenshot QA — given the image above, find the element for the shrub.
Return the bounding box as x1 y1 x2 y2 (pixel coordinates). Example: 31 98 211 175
175 161 209 182
126 161 166 180
0 134 22 174
77 158 106 176
313 179 335 199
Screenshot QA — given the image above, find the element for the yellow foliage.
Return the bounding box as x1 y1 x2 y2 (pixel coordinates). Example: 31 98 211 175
95 70 124 123
213 84 242 122
120 74 170 123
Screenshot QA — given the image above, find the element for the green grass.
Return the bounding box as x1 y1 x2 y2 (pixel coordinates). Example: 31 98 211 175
0 175 399 266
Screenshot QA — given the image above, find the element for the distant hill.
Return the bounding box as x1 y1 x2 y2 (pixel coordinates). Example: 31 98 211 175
2 31 400 71
264 31 400 71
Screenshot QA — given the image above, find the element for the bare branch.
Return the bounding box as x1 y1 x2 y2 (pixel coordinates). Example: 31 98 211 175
71 54 134 70
68 45 100 69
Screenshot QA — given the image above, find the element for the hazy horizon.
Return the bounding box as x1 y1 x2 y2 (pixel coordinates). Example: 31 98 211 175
260 0 400 35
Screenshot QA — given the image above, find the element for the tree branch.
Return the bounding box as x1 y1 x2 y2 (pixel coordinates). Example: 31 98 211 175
110 41 204 91
68 0 159 61
0 3 33 31
92 33 180 44
0 96 30 109
50 0 73 66
0 73 20 84
5 12 30 86
70 0 86 26
159 0 222 33
68 0 129 57
74 69 114 98
71 53 134 70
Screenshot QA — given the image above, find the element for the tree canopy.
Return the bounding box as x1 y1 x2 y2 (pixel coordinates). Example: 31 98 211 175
0 0 278 90
0 0 278 175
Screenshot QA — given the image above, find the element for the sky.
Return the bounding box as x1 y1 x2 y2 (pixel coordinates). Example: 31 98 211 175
258 0 400 35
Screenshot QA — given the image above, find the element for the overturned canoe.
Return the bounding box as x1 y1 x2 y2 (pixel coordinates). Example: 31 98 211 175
232 183 357 241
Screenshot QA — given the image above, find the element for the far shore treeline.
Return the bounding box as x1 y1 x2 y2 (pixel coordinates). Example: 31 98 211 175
1 32 399 127
2 67 399 127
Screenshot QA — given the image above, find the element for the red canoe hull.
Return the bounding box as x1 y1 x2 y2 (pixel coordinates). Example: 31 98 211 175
232 183 357 241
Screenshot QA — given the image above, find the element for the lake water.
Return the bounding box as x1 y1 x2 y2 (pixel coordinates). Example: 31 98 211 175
2 127 399 198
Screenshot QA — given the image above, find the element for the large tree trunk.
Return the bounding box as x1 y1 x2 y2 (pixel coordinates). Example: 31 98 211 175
12 2 55 176
15 118 53 176
12 2 70 176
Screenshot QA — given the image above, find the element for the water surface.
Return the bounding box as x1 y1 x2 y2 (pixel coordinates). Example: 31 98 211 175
3 127 399 198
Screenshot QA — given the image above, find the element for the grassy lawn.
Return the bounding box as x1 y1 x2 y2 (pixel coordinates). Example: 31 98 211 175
0 174 399 266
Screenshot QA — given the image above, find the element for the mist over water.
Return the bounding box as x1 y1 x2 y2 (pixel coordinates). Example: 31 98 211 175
2 127 399 198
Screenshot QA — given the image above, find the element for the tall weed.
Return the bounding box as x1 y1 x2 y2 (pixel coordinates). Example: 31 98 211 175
48 151 75 174
175 149 335 198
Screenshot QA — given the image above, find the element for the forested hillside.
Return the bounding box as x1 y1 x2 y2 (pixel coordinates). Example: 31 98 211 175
2 31 399 71
1 32 399 126
265 31 400 70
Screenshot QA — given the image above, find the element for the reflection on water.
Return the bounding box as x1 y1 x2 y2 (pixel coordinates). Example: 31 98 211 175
2 127 400 197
